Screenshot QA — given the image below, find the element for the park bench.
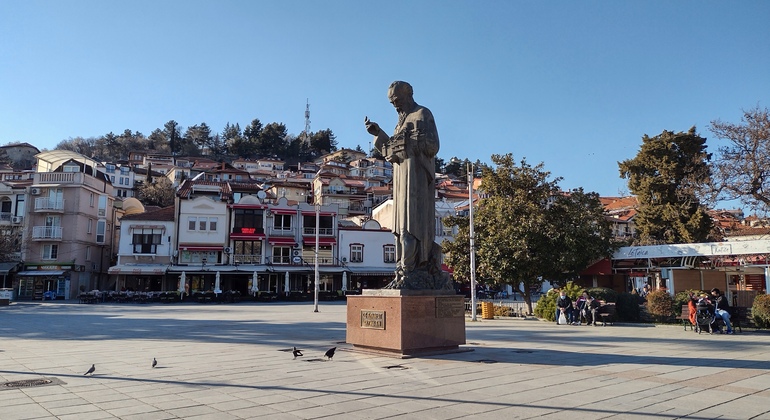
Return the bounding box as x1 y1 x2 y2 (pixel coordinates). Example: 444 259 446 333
676 304 694 331
728 306 750 333
597 302 616 326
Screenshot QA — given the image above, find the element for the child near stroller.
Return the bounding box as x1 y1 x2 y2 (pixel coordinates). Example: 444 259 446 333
694 293 722 334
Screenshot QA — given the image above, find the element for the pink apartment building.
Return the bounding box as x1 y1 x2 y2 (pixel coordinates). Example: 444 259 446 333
15 151 117 300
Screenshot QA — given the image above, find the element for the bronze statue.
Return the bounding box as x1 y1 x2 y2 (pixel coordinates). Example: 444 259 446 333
365 81 452 290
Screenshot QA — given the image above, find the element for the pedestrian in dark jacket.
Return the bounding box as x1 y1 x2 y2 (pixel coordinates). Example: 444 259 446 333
555 289 573 325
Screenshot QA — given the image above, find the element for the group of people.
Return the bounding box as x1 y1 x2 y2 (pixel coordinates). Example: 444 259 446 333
688 288 734 334
555 290 602 326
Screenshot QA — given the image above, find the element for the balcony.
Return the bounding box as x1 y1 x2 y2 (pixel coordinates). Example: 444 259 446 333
34 197 65 212
233 254 262 264
303 227 334 235
32 226 63 240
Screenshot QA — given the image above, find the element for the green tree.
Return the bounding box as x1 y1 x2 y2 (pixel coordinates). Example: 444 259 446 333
444 154 616 314
147 129 171 152
708 106 770 214
618 128 714 244
221 122 243 156
138 176 175 207
257 122 288 157
307 129 337 157
164 120 183 155
184 123 212 154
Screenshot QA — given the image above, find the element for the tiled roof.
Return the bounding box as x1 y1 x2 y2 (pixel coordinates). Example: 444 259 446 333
176 179 232 200
121 206 176 221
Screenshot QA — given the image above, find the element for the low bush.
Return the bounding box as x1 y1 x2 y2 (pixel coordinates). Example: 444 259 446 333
615 292 640 322
751 293 770 328
674 289 704 312
533 281 584 321
646 290 675 322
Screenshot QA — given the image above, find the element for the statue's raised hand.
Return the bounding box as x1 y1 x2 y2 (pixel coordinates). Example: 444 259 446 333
365 116 382 136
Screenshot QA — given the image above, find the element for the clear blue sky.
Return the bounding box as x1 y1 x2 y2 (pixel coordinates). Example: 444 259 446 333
2 0 768 200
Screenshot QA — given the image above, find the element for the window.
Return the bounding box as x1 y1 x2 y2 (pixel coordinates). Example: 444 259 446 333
199 217 208 231
274 214 291 230
42 244 58 260
350 244 364 263
233 241 262 264
87 219 93 234
98 195 107 217
90 193 94 207
188 217 197 231
106 164 116 174
132 229 162 254
86 246 91 261
63 163 79 172
208 217 217 231
233 209 264 234
272 246 291 264
120 166 129 174
302 214 333 235
384 245 396 263
110 175 115 183
96 220 106 243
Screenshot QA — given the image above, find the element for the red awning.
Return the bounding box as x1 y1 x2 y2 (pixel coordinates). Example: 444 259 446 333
270 209 297 215
302 236 336 245
268 237 297 245
229 233 266 240
300 211 336 217
229 203 267 209
179 244 222 251
441 263 454 274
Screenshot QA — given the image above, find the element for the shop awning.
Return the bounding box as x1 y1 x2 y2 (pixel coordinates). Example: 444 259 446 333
108 265 169 275
270 209 298 215
0 262 20 275
229 233 266 240
301 211 336 217
17 271 65 276
179 244 223 251
167 265 240 273
268 237 297 245
302 236 336 246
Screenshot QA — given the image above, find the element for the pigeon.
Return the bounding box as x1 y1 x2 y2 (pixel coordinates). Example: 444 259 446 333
324 347 336 361
292 347 303 359
84 364 95 376
152 358 157 368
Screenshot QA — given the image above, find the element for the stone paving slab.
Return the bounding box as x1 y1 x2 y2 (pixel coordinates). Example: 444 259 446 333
1 301 769 419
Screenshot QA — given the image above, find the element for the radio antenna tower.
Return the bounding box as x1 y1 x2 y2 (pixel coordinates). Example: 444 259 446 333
303 99 311 145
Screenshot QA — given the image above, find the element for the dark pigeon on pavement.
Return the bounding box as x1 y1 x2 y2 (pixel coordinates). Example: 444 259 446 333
84 364 95 376
152 358 157 368
292 347 303 359
324 347 336 360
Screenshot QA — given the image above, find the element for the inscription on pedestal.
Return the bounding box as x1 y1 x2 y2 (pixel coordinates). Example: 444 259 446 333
436 297 465 318
360 310 386 329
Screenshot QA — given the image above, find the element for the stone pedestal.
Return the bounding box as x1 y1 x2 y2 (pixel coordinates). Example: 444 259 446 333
346 289 467 357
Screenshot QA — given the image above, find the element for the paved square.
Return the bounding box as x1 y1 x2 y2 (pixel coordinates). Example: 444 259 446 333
1 301 769 419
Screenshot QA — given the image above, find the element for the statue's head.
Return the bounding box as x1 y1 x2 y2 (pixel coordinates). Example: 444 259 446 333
388 81 414 114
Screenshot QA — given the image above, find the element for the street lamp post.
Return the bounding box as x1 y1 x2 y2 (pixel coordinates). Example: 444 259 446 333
313 203 320 312
469 164 478 322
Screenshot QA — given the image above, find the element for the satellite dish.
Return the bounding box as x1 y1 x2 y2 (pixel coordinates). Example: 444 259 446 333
257 191 267 199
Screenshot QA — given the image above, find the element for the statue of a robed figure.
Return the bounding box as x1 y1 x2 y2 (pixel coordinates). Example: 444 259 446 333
365 81 452 291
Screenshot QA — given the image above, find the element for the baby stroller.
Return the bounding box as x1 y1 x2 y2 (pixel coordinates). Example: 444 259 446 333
694 299 720 334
